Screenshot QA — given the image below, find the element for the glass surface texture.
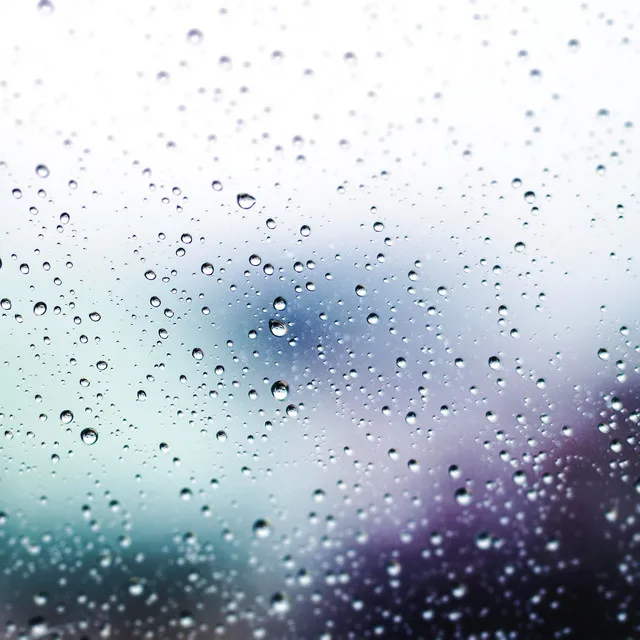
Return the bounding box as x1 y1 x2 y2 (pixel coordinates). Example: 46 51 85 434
0 1 638 638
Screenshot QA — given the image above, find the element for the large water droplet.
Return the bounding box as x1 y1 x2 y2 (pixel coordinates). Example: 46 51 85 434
237 193 256 209
60 410 73 424
269 319 287 337
80 427 98 445
33 302 47 316
192 347 204 360
271 380 289 401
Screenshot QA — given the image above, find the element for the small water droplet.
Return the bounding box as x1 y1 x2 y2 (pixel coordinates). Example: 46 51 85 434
60 410 73 424
455 487 472 506
597 348 609 361
186 29 203 45
366 312 379 325
355 284 367 297
179 611 195 628
211 180 223 191
253 518 272 538
201 262 214 275
35 164 49 178
271 592 290 615
273 296 287 311
33 302 47 316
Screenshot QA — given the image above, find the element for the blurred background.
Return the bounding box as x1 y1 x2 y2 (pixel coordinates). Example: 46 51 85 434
0 0 638 637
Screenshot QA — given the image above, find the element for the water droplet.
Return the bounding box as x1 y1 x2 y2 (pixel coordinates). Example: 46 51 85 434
253 518 272 538
408 459 420 473
211 180 223 191
89 311 101 322
192 347 204 360
271 380 289 401
273 296 287 311
454 487 472 506
37 0 55 14
35 164 49 178
60 410 73 424
181 233 192 244
179 611 195 628
271 592 290 615
514 241 526 253
568 38 580 52
386 560 402 577
33 302 47 316
597 348 609 361
0 298 11 310
201 262 214 275
144 270 156 280
269 319 287 337
216 430 227 442
524 191 536 203
186 29 203 45
488 356 502 370
128 580 144 596
355 284 367 297
80 427 98 445
300 225 311 237
366 312 379 325
237 193 256 209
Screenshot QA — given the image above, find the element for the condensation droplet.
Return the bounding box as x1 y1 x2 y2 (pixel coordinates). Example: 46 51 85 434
33 302 47 316
271 380 289 401
253 518 272 538
269 319 287 337
237 193 256 210
80 427 98 445
186 28 203 45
